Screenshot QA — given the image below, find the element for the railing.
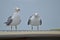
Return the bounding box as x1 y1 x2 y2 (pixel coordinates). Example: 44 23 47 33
0 30 59 32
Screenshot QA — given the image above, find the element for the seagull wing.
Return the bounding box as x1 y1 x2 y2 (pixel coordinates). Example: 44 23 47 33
40 19 42 25
28 19 31 25
28 16 32 25
5 16 13 26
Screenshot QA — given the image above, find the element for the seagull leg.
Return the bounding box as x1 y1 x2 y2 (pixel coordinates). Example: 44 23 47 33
15 25 17 31
11 26 12 31
31 26 33 31
37 26 39 31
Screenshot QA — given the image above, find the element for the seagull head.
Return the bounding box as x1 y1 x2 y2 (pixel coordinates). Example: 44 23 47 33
34 13 39 17
15 7 20 13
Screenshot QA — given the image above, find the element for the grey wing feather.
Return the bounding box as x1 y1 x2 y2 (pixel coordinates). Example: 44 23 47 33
28 16 32 25
40 19 42 25
28 19 31 25
7 16 12 21
5 16 12 26
29 15 32 18
8 16 12 19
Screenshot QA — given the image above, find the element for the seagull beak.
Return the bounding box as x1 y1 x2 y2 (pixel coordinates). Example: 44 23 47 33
17 9 20 11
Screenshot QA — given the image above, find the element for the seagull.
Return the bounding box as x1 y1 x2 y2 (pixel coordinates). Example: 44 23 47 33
28 13 42 30
5 7 21 31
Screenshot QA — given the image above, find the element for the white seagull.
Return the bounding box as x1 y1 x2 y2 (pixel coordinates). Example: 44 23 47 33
28 13 42 30
5 7 21 31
